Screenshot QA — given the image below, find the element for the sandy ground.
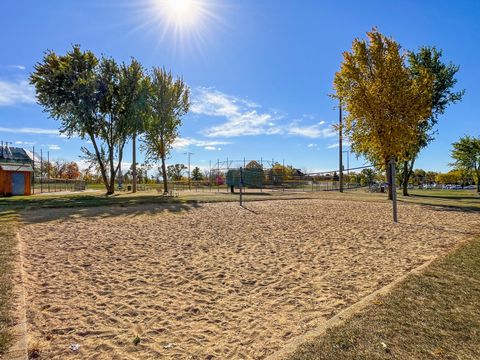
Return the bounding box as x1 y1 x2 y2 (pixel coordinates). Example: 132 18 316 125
18 199 479 360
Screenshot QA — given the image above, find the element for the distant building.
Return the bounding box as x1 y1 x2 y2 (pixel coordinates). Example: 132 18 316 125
0 146 34 196
292 169 305 177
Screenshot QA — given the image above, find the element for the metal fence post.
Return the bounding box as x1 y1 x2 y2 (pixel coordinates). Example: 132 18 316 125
239 167 243 206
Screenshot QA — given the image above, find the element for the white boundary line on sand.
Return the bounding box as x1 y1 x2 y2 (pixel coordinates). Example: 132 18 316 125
266 259 435 360
5 232 28 360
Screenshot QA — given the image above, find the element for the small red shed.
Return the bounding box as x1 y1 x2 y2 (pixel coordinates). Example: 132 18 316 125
0 146 34 196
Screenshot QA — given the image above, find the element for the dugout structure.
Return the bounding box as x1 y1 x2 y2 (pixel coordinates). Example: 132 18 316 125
226 167 264 191
0 146 34 196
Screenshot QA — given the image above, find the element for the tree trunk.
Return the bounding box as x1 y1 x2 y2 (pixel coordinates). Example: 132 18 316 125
386 157 393 200
107 143 117 196
476 168 480 193
161 155 168 194
402 161 409 196
132 132 137 193
401 157 416 196
89 134 110 195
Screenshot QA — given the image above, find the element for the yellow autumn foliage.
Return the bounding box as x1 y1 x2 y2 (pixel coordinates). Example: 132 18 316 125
334 29 433 169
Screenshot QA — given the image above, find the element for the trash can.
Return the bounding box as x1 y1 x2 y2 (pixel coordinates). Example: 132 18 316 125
127 185 132 191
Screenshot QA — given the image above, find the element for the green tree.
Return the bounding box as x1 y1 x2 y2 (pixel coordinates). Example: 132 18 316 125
450 135 480 192
191 166 203 180
31 46 145 195
271 163 293 181
120 59 148 193
425 171 438 184
135 163 152 184
167 164 186 181
435 170 463 185
413 169 426 185
246 160 263 169
95 57 131 194
334 29 433 200
400 47 464 195
143 68 190 194
360 168 376 186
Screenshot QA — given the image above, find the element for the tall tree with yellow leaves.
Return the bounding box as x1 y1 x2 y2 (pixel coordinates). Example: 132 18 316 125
334 29 433 200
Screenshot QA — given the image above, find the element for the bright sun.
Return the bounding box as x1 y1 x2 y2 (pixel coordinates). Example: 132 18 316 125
135 0 220 52
162 0 202 27
166 0 193 15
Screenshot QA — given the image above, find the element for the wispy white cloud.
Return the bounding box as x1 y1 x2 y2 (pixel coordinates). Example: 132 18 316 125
0 79 35 106
8 65 26 70
47 144 61 151
15 140 36 146
307 143 317 148
192 87 282 138
288 121 335 139
77 160 132 172
40 143 61 151
173 137 230 149
0 127 59 135
192 87 335 139
327 140 350 149
204 146 222 151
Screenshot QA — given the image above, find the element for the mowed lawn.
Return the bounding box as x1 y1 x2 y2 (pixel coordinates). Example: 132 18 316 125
288 236 480 360
0 211 18 354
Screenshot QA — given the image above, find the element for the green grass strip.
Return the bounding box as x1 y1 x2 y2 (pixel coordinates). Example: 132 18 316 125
289 237 480 359
0 211 18 354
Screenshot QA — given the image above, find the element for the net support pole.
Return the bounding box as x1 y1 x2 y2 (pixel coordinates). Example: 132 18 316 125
260 157 263 193
239 167 243 207
40 148 43 194
339 99 344 193
47 151 50 193
390 158 398 223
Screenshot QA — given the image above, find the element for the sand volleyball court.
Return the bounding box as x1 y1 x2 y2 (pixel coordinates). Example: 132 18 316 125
18 199 479 359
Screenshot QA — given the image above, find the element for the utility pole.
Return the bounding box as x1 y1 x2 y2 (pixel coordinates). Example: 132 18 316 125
339 99 344 193
184 152 194 190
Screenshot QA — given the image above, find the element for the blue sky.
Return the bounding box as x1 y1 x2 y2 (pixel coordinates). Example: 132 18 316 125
0 0 478 173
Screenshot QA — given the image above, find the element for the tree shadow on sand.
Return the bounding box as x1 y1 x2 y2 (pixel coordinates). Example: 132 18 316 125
398 195 480 214
1 195 203 225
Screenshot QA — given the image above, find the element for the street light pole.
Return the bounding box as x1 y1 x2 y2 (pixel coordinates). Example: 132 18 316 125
184 152 194 190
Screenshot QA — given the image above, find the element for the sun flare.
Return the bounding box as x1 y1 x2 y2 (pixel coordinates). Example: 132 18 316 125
159 0 203 27
134 0 221 53
166 0 193 16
